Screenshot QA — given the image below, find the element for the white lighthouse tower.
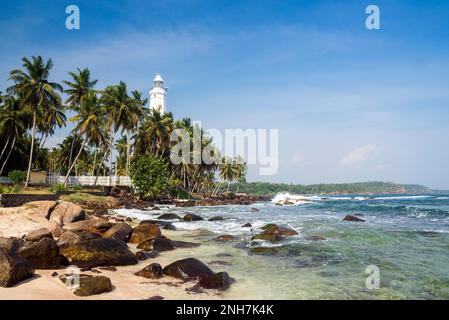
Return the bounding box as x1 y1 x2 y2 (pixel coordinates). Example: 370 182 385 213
149 73 167 113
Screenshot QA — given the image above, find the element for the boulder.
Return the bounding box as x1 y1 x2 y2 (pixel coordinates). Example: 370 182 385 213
259 224 298 237
152 236 175 252
251 208 260 212
157 213 182 220
129 224 161 244
60 238 138 268
251 232 282 243
47 222 64 238
56 231 101 248
135 250 159 261
249 247 279 255
163 257 214 281
198 271 234 290
148 295 164 300
50 201 86 225
163 223 176 231
60 274 113 296
0 237 24 253
25 228 52 242
343 215 365 222
134 263 163 279
63 218 112 233
183 213 204 221
17 237 64 269
214 235 237 242
136 240 153 251
102 223 133 242
173 240 201 248
242 223 252 228
0 248 35 287
261 223 278 231
24 200 58 220
208 216 224 221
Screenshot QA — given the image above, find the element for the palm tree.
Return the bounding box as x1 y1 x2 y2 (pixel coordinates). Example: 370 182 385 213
135 109 173 157
64 91 106 186
63 68 98 171
7 56 63 186
0 95 28 175
218 156 238 192
233 155 247 193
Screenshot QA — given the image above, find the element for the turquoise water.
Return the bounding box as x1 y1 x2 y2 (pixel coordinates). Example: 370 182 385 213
116 194 449 299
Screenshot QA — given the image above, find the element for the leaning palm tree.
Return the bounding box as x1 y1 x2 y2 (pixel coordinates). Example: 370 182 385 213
0 95 28 175
7 56 63 186
63 68 98 172
218 156 239 192
64 91 106 186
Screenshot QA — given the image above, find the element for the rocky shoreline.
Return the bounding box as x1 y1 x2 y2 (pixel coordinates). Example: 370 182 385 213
0 199 240 298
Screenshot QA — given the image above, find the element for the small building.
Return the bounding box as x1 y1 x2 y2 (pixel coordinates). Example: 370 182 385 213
29 170 47 185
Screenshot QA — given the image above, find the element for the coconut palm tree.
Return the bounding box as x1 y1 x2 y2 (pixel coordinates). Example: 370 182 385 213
135 109 173 157
0 95 29 175
233 155 247 193
218 156 239 192
7 56 63 186
64 91 106 186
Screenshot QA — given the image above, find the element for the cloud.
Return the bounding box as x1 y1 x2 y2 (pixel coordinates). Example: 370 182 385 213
290 152 307 166
339 144 380 167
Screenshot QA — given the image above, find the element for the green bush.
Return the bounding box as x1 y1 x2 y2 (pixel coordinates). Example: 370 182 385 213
7 170 26 186
49 183 66 193
130 155 168 199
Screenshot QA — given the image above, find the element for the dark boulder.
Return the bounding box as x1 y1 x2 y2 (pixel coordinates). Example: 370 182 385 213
152 236 175 252
129 223 161 244
60 238 138 268
136 240 153 251
134 263 163 279
251 208 260 212
102 223 133 242
148 295 164 300
135 250 159 261
157 213 182 220
241 223 252 228
0 237 24 253
343 215 365 222
208 216 224 221
173 240 201 248
56 230 100 248
251 232 283 243
18 237 64 269
163 257 214 281
0 248 35 287
25 228 53 242
60 274 113 296
249 247 279 255
199 272 234 290
183 213 204 221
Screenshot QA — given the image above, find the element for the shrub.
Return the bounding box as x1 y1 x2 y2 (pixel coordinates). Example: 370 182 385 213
130 155 168 199
50 183 66 193
7 170 26 186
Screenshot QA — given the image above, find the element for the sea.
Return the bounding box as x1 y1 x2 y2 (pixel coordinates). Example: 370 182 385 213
114 193 449 299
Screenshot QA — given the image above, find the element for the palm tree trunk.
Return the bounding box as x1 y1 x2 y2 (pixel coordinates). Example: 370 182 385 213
109 124 114 186
68 133 76 171
91 149 97 176
236 184 240 193
227 181 230 192
126 130 130 176
0 136 16 176
94 151 108 186
25 110 37 187
64 139 86 186
0 137 10 164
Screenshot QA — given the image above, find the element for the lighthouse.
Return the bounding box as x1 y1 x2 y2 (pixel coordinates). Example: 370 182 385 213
149 73 167 113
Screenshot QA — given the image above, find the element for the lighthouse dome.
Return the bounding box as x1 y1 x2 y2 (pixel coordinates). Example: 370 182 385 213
153 73 164 82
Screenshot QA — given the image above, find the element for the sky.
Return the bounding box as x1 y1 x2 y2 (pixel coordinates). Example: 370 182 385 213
1 0 449 189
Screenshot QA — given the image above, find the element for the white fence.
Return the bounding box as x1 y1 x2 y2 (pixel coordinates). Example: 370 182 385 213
47 175 132 187
0 175 132 187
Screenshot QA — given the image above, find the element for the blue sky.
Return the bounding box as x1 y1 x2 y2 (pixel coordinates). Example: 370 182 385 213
1 0 449 188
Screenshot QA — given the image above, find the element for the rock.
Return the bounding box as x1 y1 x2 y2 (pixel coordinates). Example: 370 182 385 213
18 237 64 269
136 240 153 251
241 223 252 228
56 231 101 248
214 235 237 242
249 247 279 255
51 271 58 277
63 219 112 233
208 216 224 221
24 201 58 220
98 266 117 272
151 206 161 211
157 213 182 220
251 208 260 212
47 222 64 238
259 224 298 237
251 232 282 242
50 201 86 225
183 213 204 221
198 272 234 290
163 223 176 231
60 274 113 296
135 250 159 261
125 217 133 222
175 200 196 207
216 253 233 257
25 228 53 242
147 295 164 300
306 235 326 241
208 260 232 266
173 241 201 248
152 236 175 252
0 237 24 253
129 224 161 244
163 257 214 281
60 238 138 268
261 223 278 231
354 213 365 217
102 223 133 242
0 248 34 287
134 263 163 279
343 215 365 222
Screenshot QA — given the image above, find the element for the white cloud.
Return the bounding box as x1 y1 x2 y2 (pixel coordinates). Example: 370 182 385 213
339 144 380 167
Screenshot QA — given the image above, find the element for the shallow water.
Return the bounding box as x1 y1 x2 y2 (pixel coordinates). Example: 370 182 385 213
115 194 449 299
